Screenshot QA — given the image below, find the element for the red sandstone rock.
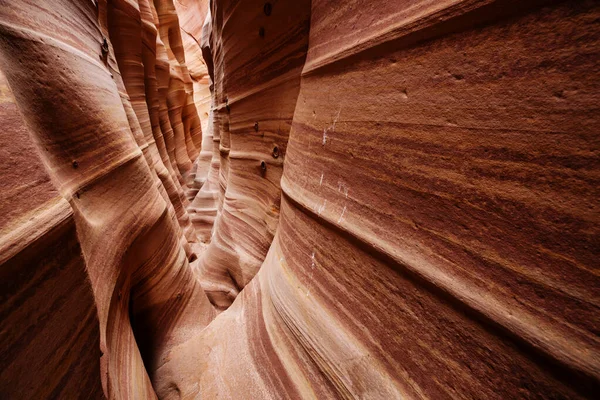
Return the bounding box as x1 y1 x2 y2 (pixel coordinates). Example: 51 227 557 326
0 0 598 399
0 69 104 399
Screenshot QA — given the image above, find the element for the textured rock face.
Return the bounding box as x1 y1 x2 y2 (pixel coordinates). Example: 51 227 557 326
0 1 598 399
0 69 104 399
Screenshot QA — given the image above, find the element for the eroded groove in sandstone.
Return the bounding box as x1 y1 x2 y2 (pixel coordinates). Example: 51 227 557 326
0 0 598 399
187 0 312 311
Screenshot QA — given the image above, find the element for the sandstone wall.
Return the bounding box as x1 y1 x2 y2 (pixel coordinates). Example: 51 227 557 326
0 0 598 399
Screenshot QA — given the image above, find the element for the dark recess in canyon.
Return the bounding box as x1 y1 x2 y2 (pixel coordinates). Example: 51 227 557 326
0 0 599 399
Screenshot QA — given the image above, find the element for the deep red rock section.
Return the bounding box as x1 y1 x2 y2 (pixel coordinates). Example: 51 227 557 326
0 0 598 399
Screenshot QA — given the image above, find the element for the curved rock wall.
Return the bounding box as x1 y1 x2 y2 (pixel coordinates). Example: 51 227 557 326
275 1 600 397
0 0 214 398
0 0 598 399
0 69 104 399
156 0 600 398
191 0 312 310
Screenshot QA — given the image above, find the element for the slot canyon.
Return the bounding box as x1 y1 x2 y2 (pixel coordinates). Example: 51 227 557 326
0 0 598 398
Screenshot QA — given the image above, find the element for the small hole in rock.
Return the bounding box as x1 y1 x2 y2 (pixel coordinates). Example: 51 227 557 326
264 3 272 16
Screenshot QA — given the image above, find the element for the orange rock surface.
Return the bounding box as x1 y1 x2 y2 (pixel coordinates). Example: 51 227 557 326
0 0 598 399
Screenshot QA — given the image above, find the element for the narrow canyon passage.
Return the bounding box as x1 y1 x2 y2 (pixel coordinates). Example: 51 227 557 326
0 0 598 399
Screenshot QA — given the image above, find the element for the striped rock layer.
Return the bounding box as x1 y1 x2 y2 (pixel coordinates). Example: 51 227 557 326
0 0 598 399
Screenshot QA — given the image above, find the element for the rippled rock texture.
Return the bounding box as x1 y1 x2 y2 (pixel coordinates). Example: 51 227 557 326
0 0 598 399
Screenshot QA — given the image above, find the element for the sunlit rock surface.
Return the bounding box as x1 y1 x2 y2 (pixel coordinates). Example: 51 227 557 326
0 0 598 399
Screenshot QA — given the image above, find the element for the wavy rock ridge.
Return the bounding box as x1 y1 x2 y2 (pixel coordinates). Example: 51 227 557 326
0 0 599 399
